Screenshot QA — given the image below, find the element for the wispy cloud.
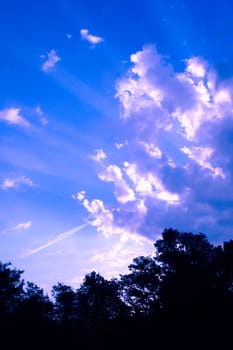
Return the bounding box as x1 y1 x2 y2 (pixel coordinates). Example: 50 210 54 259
35 105 48 125
80 29 104 46
12 221 32 231
22 223 88 257
90 148 107 162
1 176 34 190
0 108 30 127
42 49 61 72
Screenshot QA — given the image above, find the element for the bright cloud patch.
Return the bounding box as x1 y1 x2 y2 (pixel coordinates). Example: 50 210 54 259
140 141 162 159
77 44 233 241
0 108 30 127
12 221 32 231
99 165 136 203
124 162 180 204
181 146 225 179
1 176 34 190
42 49 61 72
116 45 232 141
80 29 104 46
90 149 107 162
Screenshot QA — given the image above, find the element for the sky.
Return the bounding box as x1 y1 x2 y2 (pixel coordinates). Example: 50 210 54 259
1 0 233 294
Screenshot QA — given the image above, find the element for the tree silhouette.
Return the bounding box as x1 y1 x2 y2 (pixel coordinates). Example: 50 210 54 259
18 281 53 321
1 227 233 348
76 271 127 329
52 283 76 324
120 256 160 317
0 261 24 316
154 229 215 313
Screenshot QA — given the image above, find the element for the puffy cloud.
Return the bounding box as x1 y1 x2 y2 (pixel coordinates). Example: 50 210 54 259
98 164 136 203
82 197 115 238
80 29 104 46
78 44 233 243
75 189 148 239
123 162 180 204
12 221 32 231
0 108 30 127
42 49 61 72
116 44 233 142
1 176 33 190
186 57 207 78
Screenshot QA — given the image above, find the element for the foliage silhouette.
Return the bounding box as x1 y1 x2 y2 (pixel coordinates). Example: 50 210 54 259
1 228 233 348
120 255 160 317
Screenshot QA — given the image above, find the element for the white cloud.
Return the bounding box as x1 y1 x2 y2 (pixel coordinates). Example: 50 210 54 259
12 221 32 231
98 164 136 203
1 176 34 190
181 146 225 179
82 198 115 238
0 108 30 127
78 44 233 244
66 33 72 39
42 49 61 72
140 141 162 159
116 44 233 142
186 57 207 78
91 233 153 273
123 162 180 205
80 29 104 46
115 142 124 149
76 189 148 240
72 190 86 201
90 148 107 162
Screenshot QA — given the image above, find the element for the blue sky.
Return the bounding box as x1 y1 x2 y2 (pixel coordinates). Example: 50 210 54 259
1 0 233 294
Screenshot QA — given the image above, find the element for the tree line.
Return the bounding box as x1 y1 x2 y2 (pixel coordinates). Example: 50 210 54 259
1 228 233 349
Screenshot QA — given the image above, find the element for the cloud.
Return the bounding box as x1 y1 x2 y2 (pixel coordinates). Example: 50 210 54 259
140 141 162 159
76 189 149 240
12 221 32 231
35 106 48 125
181 146 225 179
186 57 207 78
1 176 34 190
90 148 107 162
42 49 61 72
98 164 136 203
72 190 86 201
91 234 153 274
77 44 233 243
80 29 104 46
123 161 180 204
0 108 30 127
22 223 88 257
116 45 233 142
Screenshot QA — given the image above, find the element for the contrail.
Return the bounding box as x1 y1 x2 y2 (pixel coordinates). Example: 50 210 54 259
22 223 88 257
